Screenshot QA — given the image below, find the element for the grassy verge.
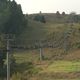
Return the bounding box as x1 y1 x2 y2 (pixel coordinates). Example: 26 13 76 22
11 50 80 80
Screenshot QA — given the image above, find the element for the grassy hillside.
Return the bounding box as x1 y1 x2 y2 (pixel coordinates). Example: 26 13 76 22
12 49 80 80
10 13 80 80
17 19 80 50
18 20 47 45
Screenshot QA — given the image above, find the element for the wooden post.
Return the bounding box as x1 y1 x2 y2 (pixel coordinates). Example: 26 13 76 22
39 48 43 61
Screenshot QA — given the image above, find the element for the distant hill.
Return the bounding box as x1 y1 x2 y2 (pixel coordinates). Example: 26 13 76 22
28 12 80 23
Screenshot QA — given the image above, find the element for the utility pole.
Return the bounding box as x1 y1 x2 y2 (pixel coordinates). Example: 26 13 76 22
39 40 44 61
7 39 10 80
4 34 15 80
39 48 43 61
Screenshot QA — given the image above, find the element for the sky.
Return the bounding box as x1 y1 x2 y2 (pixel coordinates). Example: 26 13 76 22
16 0 80 14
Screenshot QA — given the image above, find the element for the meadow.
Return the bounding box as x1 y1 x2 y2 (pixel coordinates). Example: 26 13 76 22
9 14 80 80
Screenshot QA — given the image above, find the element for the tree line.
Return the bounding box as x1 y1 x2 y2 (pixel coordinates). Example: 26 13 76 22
30 11 80 23
0 0 27 78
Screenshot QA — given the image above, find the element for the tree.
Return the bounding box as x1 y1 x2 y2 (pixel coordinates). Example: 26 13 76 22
56 11 60 16
0 0 7 2
56 11 62 20
69 12 80 23
62 12 66 16
0 0 27 78
41 15 46 23
0 36 6 78
3 0 27 35
0 0 10 73
0 0 11 33
34 11 46 23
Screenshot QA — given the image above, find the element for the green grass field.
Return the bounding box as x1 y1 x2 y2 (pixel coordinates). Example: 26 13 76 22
43 61 80 72
11 49 80 80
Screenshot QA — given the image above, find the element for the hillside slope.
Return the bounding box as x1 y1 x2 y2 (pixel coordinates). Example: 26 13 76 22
11 13 80 80
17 18 80 50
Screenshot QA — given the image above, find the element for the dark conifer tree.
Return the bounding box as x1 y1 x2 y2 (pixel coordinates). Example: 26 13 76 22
34 11 46 23
3 0 27 35
0 0 27 77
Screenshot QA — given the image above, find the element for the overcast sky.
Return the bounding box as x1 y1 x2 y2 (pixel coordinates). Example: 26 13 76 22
16 0 80 14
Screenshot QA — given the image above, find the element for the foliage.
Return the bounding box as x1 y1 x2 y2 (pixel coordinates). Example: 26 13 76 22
2 0 27 35
0 0 10 33
34 12 46 23
10 54 17 76
11 61 41 80
56 11 60 16
11 72 22 80
0 38 7 78
62 12 66 16
0 0 27 78
69 14 80 23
